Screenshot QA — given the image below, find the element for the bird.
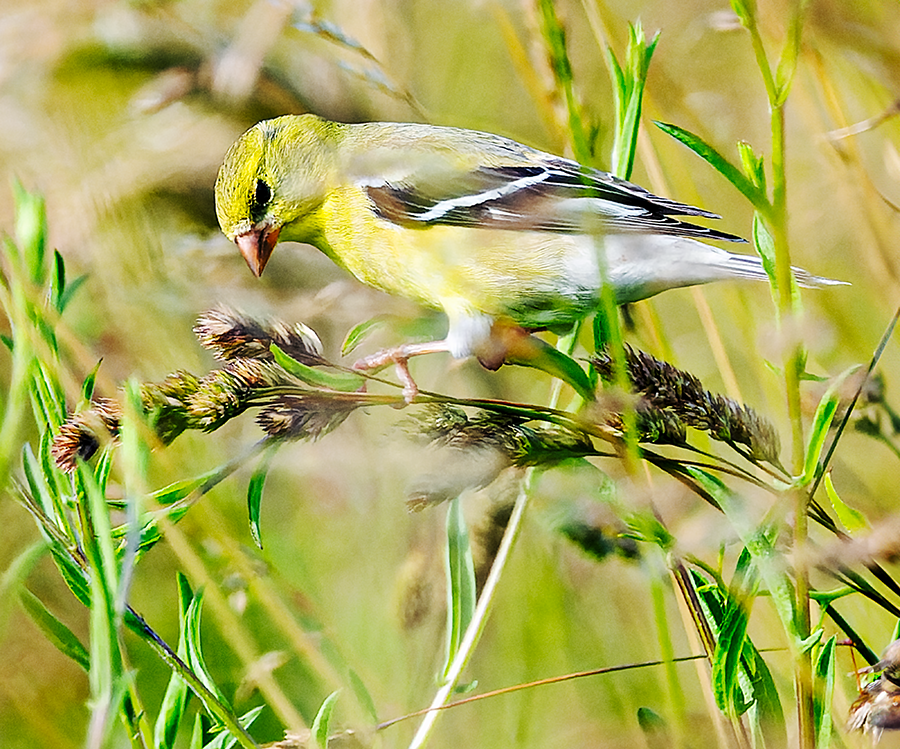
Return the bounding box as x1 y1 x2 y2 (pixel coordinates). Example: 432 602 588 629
215 113 840 400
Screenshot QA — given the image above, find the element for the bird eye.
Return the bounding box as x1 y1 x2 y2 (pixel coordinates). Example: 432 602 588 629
254 179 271 207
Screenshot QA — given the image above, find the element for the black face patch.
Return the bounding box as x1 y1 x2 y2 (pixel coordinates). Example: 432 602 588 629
249 179 272 222
254 179 271 208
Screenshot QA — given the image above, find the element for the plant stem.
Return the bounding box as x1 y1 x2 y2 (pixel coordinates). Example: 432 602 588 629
406 470 535 749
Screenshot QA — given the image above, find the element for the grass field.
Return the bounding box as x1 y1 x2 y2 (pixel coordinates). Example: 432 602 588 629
2 1 900 747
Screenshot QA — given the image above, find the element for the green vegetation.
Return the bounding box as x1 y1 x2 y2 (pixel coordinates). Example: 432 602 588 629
2 2 900 748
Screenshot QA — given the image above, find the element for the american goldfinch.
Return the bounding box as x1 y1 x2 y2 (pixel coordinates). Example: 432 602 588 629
215 114 838 398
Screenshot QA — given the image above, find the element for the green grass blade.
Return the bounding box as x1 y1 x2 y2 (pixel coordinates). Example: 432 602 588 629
824 473 868 534
310 690 341 749
184 590 231 713
247 444 279 549
271 343 365 391
712 597 750 716
443 497 476 679
341 316 388 356
204 706 264 749
801 366 860 486
654 122 767 211
153 574 194 749
814 635 836 748
348 668 378 724
18 586 89 670
504 336 594 401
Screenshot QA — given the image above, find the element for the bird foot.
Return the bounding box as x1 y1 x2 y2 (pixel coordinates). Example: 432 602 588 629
352 339 452 404
352 348 420 404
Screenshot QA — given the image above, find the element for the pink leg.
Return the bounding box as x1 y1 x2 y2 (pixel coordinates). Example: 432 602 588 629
352 340 452 402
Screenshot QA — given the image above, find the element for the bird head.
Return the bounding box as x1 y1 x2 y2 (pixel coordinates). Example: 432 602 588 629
215 115 336 277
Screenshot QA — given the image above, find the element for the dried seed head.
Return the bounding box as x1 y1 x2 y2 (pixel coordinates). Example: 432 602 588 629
194 308 324 364
256 394 359 440
593 346 781 465
51 398 123 473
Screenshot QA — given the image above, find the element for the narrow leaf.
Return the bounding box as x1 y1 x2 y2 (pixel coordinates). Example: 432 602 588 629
505 336 594 401
248 446 279 549
824 472 868 534
271 344 365 391
712 598 750 716
342 316 388 356
654 122 767 210
814 635 836 748
348 668 378 723
154 574 194 749
204 706 264 749
58 274 88 313
19 587 89 670
737 141 766 192
184 590 230 712
443 497 476 677
78 360 103 411
800 365 860 486
22 443 56 520
311 690 341 749
49 249 66 313
729 0 754 26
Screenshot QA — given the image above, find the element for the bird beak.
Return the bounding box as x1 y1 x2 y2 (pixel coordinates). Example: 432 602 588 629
235 226 281 277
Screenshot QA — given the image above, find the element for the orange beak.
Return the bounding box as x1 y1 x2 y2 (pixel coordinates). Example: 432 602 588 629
235 226 281 277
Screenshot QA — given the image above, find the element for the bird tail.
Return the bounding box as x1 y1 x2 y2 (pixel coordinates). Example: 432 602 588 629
719 252 847 289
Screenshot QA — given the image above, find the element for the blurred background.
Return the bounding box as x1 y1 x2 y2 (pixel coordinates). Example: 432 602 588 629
2 0 900 746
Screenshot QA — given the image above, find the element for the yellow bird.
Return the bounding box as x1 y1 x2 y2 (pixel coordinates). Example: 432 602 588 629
215 114 838 398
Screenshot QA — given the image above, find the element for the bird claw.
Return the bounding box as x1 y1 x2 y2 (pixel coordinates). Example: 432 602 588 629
352 348 419 404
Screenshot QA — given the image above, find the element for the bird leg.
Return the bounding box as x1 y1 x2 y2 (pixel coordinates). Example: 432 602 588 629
351 322 540 403
352 340 452 403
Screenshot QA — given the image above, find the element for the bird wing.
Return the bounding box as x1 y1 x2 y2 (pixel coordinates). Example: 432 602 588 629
355 128 744 243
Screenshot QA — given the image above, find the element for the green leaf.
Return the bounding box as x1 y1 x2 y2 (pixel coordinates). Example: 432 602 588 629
773 4 806 106
824 472 868 534
77 460 126 743
752 215 803 313
799 365 860 486
712 597 751 716
22 443 56 520
204 706 264 749
12 179 47 284
151 469 223 505
19 587 89 670
742 637 787 748
49 249 66 313
271 344 365 391
636 706 667 735
814 636 836 749
536 0 590 162
248 445 279 549
443 497 476 678
654 122 767 211
505 336 594 401
348 668 378 724
49 546 90 607
154 574 193 749
78 360 103 411
798 629 824 655
184 590 231 712
607 22 659 180
684 468 799 637
342 316 388 356
310 690 341 749
190 715 205 749
31 359 67 431
58 274 88 313
737 141 766 192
